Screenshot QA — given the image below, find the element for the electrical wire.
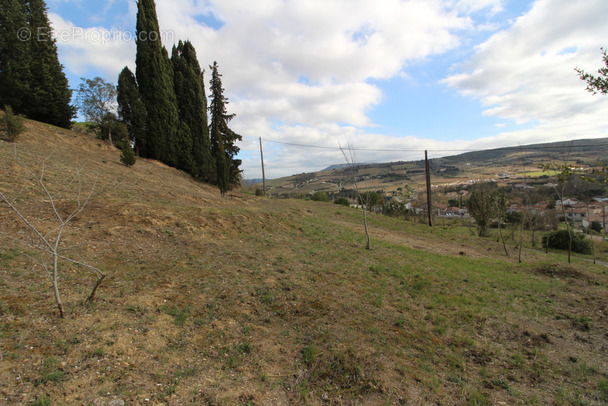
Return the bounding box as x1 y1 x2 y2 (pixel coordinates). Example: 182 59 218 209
241 135 608 154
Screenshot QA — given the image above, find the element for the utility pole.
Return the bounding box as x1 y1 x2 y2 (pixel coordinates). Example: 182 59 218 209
259 137 266 196
425 150 433 227
603 204 606 244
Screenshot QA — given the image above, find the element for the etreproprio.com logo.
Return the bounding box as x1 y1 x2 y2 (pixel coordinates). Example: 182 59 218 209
16 26 174 44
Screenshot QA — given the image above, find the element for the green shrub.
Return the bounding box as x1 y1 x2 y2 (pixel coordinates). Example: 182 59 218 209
358 191 379 208
505 211 523 224
542 229 592 255
311 191 329 202
119 140 136 166
334 197 350 206
1 106 25 142
301 344 317 366
382 199 408 217
590 221 603 233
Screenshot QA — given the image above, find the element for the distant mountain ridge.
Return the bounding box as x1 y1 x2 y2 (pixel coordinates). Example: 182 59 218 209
438 138 608 165
242 178 265 185
259 137 608 195
322 163 351 171
318 137 608 175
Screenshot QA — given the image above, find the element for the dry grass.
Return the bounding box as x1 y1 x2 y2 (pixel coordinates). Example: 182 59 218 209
1 119 608 405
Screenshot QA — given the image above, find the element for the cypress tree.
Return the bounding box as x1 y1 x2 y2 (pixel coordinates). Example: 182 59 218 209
209 61 242 196
25 0 75 128
171 42 193 173
193 69 214 182
117 66 148 156
171 40 213 180
0 0 32 113
135 0 179 165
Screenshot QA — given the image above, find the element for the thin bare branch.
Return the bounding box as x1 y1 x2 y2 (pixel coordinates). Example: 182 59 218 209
57 253 104 278
2 150 105 317
14 150 64 223
0 191 54 252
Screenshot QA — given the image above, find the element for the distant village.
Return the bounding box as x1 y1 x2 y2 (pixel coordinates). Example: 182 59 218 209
264 161 608 233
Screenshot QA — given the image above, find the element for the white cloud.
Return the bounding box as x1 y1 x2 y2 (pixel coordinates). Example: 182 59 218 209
49 13 135 78
53 0 480 177
50 0 608 179
148 0 485 177
444 0 608 147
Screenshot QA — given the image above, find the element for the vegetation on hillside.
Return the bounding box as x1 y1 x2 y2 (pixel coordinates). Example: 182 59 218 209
1 3 607 403
208 61 243 196
115 0 241 194
1 117 607 405
0 106 25 142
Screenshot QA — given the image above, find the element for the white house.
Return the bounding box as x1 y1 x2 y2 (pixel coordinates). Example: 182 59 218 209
556 199 578 207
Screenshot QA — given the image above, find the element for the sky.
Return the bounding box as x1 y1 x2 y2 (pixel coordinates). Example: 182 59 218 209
46 0 608 179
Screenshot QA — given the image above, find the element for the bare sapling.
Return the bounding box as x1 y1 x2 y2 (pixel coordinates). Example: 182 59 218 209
495 191 509 257
518 148 531 263
0 149 105 318
339 143 372 250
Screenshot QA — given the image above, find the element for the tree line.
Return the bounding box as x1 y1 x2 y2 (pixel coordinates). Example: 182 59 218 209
0 0 75 128
0 0 242 195
116 0 241 195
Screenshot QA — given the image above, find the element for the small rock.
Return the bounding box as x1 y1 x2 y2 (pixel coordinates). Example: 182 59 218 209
108 400 125 406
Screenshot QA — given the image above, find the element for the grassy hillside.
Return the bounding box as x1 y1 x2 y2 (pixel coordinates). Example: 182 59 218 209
1 119 608 405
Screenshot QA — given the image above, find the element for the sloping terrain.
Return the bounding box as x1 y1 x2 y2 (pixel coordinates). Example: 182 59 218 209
1 120 608 405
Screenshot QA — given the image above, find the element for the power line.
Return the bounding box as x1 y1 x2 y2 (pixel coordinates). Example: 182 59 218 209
242 135 608 154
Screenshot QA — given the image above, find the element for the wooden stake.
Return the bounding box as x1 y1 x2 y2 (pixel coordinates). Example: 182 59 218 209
259 137 266 196
425 150 433 227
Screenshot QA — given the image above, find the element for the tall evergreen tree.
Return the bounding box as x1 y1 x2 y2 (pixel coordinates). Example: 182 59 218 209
209 61 242 196
117 67 147 155
171 40 213 180
170 42 194 173
25 0 75 128
0 0 32 113
135 0 179 164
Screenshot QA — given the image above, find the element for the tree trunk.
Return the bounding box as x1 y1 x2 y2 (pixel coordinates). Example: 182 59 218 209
52 253 65 318
499 220 508 256
363 206 370 250
518 221 524 263
86 274 106 303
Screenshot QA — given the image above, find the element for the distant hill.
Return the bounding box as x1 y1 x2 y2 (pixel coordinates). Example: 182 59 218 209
322 163 352 171
242 178 266 186
258 138 608 196
438 138 608 166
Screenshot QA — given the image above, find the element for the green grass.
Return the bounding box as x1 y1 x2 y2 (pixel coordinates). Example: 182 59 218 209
158 304 189 326
32 394 51 406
